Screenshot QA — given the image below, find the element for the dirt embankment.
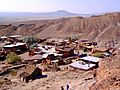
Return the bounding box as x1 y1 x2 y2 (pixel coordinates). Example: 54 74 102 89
90 54 120 90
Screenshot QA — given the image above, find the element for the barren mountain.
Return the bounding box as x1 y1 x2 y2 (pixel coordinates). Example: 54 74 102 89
0 12 120 47
0 10 78 23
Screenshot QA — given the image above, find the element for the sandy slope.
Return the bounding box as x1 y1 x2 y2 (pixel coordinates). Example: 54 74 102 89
11 70 94 90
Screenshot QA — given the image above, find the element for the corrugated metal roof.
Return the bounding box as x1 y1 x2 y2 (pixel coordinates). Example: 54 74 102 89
80 56 101 63
69 61 96 70
3 43 26 48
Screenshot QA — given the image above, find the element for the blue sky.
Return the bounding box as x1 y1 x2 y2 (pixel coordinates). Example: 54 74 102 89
0 0 119 13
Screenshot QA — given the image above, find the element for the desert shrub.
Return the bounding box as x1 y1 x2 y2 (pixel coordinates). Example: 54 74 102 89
23 35 39 49
23 35 39 44
53 62 59 71
0 80 3 87
70 33 80 41
71 36 79 41
30 43 37 49
6 52 21 64
92 52 103 58
11 69 17 76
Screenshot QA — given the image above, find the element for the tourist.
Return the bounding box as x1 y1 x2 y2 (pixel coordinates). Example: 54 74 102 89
61 86 64 90
66 84 69 90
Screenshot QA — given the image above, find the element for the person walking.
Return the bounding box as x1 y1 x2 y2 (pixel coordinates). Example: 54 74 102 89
66 84 69 90
61 86 64 90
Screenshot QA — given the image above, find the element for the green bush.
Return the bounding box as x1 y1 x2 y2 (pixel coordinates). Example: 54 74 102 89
23 35 39 49
92 52 103 58
23 35 39 44
6 52 21 64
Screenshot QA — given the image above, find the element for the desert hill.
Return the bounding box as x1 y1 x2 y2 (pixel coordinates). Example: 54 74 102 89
0 12 120 47
0 10 78 23
90 54 120 90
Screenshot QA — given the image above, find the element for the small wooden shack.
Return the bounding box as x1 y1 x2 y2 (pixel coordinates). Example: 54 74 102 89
42 53 56 65
0 50 6 61
3 43 27 54
92 47 109 53
56 47 74 57
9 35 22 42
69 61 96 71
69 56 101 70
23 55 43 64
0 36 7 42
19 65 42 83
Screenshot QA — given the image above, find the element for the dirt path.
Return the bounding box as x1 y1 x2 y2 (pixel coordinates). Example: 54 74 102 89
11 70 94 90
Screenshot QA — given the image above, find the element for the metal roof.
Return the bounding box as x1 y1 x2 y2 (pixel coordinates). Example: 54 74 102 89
80 56 101 63
69 61 96 70
3 43 26 48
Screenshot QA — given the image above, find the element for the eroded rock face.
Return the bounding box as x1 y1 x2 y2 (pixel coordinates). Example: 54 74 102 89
90 55 120 90
0 12 120 47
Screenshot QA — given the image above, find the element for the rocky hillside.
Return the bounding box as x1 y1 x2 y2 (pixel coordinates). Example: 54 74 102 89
0 12 120 47
90 53 120 90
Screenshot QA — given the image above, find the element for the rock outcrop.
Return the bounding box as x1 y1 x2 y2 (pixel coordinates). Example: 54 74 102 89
90 54 120 90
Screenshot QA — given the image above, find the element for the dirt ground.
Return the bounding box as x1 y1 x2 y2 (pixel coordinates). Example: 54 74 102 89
0 52 95 90
8 69 94 90
90 55 120 90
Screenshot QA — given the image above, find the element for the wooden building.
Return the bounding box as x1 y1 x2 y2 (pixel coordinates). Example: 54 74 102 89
56 47 74 57
0 36 7 42
23 55 43 64
3 43 27 54
19 65 42 83
92 47 109 53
